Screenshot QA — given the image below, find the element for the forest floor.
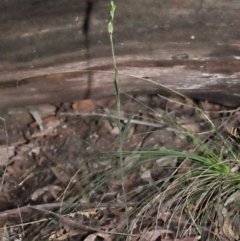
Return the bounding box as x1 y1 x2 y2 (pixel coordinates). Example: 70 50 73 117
0 92 239 241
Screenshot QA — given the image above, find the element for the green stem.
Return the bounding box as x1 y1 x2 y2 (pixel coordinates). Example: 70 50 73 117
108 0 129 236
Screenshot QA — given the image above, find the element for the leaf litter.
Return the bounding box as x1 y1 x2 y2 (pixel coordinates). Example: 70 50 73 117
0 94 239 240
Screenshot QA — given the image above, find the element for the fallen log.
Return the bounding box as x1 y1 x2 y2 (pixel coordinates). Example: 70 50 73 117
1 0 240 108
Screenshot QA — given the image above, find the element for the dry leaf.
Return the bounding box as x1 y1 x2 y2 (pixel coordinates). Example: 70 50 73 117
139 228 173 241
0 146 15 165
177 118 200 133
31 185 62 201
83 233 111 241
166 96 184 111
49 166 71 184
141 170 153 183
49 228 81 240
72 99 96 113
31 119 60 138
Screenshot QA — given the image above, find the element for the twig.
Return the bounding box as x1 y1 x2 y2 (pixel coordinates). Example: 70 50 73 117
59 112 166 128
0 201 136 218
28 206 139 237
